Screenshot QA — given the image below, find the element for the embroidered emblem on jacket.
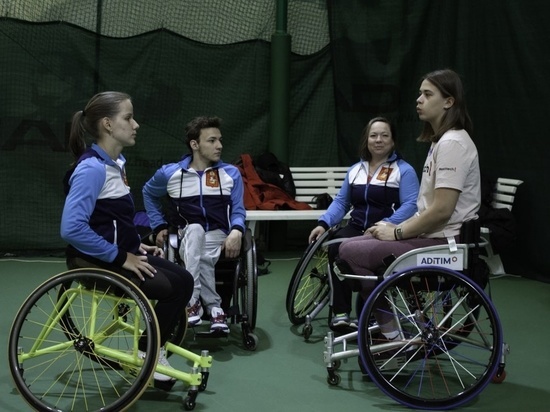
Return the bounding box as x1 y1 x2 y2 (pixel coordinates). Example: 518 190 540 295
206 170 220 188
376 166 393 181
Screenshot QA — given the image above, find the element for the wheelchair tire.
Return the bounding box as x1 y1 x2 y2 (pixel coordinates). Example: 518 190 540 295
244 231 258 329
9 268 160 412
286 229 332 325
231 230 258 333
358 266 503 410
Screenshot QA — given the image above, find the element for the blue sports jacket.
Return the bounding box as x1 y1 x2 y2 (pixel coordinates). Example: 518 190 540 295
142 154 246 235
318 151 419 231
61 144 140 266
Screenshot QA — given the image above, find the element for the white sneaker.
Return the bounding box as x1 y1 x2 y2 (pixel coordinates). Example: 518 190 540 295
139 347 175 382
187 300 204 326
210 306 229 333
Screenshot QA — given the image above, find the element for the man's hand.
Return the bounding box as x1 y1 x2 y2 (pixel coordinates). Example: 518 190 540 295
223 229 242 259
155 229 168 248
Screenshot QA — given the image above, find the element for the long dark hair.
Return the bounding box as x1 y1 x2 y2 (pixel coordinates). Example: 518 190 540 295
68 91 131 160
417 69 473 143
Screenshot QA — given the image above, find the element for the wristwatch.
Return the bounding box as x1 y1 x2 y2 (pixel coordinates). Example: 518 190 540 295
395 226 404 240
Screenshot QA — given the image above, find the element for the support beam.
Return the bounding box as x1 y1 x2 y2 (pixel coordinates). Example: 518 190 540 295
269 0 291 163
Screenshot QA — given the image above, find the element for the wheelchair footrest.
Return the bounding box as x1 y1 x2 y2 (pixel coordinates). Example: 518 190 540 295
195 329 230 339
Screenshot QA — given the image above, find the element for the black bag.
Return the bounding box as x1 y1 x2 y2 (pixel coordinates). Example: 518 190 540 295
253 152 296 198
312 193 333 209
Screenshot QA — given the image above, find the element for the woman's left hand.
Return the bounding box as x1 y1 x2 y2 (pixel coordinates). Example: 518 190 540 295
140 243 164 258
366 221 397 241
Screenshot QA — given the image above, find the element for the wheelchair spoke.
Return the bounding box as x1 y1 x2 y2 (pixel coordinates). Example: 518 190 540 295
360 267 503 410
290 254 330 320
9 269 160 412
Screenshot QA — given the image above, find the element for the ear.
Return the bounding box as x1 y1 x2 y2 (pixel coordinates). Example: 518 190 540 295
444 96 455 110
190 139 199 150
101 117 111 131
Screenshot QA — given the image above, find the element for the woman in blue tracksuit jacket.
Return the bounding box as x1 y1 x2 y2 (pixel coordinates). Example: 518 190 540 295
307 117 419 330
60 91 193 382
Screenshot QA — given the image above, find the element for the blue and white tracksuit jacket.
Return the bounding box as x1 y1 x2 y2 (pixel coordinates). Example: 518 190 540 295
61 144 140 267
142 154 246 235
318 152 419 231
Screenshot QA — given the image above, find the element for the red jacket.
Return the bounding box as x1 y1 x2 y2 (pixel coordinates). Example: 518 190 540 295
236 154 311 211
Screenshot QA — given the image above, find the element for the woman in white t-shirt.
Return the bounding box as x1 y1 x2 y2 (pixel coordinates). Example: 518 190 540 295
336 69 481 338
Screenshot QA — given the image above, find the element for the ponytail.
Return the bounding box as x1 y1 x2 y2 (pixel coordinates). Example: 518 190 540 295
68 110 87 161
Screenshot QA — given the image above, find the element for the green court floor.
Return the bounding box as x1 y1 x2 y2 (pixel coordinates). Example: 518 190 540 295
1 254 548 412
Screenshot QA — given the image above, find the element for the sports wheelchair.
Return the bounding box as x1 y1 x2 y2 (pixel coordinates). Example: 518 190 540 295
286 226 343 340
165 227 259 350
322 221 509 410
8 268 213 411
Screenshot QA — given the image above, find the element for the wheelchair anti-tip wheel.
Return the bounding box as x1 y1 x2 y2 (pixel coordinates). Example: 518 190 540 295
358 266 503 410
9 268 161 412
286 228 332 325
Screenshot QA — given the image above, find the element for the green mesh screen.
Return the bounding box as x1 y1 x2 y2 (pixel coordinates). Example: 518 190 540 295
328 0 549 279
0 1 337 252
3 0 549 279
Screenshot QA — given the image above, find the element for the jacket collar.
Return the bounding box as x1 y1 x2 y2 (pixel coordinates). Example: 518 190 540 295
90 143 126 167
179 153 222 171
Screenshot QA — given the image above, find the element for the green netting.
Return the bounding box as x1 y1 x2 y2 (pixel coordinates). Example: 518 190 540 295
328 0 550 278
0 1 337 252
0 0 329 55
4 0 548 279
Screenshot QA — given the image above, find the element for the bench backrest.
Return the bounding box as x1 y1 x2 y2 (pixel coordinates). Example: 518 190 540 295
492 178 523 210
289 167 348 208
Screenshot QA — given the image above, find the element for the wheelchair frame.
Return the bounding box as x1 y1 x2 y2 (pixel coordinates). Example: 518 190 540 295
322 241 509 410
8 268 213 411
165 227 259 350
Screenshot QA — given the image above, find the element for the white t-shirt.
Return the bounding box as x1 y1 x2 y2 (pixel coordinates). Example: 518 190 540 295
417 129 481 238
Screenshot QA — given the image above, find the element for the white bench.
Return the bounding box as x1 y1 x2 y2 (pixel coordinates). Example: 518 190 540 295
245 167 349 238
245 167 523 275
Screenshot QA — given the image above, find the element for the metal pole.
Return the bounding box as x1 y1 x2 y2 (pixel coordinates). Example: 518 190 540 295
269 0 291 163
94 0 103 94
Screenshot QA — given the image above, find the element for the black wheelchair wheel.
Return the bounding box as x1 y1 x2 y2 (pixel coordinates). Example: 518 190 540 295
286 229 332 325
9 268 160 412
243 230 258 329
358 266 503 410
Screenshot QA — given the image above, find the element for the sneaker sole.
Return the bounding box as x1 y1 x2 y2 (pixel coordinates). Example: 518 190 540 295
210 326 229 333
210 329 229 335
330 321 350 328
188 318 203 326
